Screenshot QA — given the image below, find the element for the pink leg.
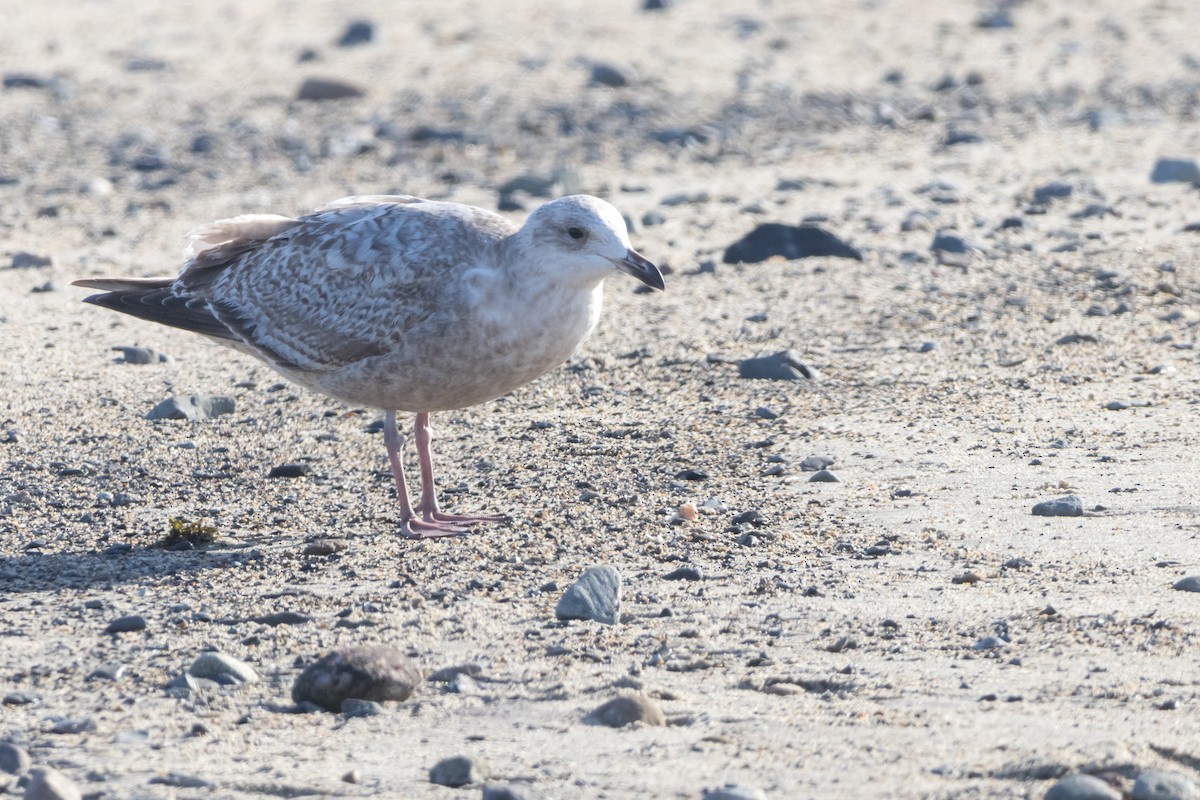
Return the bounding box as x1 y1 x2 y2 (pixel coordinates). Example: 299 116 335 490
412 412 506 528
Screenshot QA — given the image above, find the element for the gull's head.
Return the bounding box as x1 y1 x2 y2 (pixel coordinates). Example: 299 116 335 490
520 195 665 291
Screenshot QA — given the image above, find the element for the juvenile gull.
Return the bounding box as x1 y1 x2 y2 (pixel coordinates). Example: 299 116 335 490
73 194 664 538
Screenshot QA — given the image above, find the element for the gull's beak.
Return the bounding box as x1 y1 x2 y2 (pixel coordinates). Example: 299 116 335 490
611 247 665 291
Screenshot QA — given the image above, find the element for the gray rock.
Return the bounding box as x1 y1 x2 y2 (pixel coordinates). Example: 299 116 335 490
189 652 259 684
113 346 169 364
429 755 488 788
664 566 702 581
723 223 862 264
341 698 384 717
1132 770 1199 800
23 767 82 800
931 231 978 267
86 662 125 681
146 394 235 421
800 455 835 471
1171 576 1200 593
555 565 621 625
0 742 30 775
901 210 937 232
483 784 543 800
1044 773 1121 800
296 77 365 101
738 350 820 381
337 20 374 47
268 463 311 479
808 469 840 483
588 62 630 88
292 646 422 711
1032 495 1084 517
585 693 666 728
104 614 146 634
10 252 52 269
1033 181 1074 204
1150 158 1200 185
703 786 770 800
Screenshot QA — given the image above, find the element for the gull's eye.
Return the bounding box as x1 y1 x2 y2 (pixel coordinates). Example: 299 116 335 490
567 226 586 241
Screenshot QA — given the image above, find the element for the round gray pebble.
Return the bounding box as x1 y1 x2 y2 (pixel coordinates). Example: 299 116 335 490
555 565 621 625
808 469 840 483
1132 770 1199 800
189 652 259 684
1171 576 1200 593
1032 495 1083 517
429 755 488 788
23 767 82 800
585 692 666 728
1044 773 1121 800
292 646 421 712
0 742 30 776
104 614 146 634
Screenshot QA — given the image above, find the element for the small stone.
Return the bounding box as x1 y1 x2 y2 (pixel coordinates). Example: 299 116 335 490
303 539 348 556
341 698 384 717
1032 495 1084 517
0 742 31 775
428 755 488 788
337 20 374 47
23 767 82 800
555 565 621 625
268 463 311 479
588 63 630 88
808 469 839 483
703 786 770 800
973 635 1008 650
753 406 779 420
952 571 983 585
1132 770 1199 800
484 785 543 800
931 231 978 267
86 662 126 681
901 210 937 232
977 8 1015 28
1150 158 1200 185
738 350 819 381
292 646 421 712
1032 181 1074 204
674 468 708 481
112 345 169 364
146 394 235 421
189 652 259 684
586 693 666 728
799 455 835 471
723 223 862 263
10 252 52 269
296 77 365 101
104 614 146 634
1045 773 1122 800
664 566 702 581
641 211 666 227
1172 576 1200 593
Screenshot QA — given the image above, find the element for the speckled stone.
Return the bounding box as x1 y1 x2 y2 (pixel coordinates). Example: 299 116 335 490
1044 774 1121 800
585 692 666 728
1132 770 1200 800
292 646 421 712
189 652 259 684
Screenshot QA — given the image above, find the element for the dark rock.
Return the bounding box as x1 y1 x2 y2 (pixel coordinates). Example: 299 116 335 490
808 469 840 483
641 211 667 227
585 693 666 728
703 786 769 800
483 785 544 800
296 78 365 101
1033 182 1074 204
253 611 311 626
146 394 236 421
1172 576 1200 593
942 127 983 146
1032 495 1084 517
732 510 764 526
337 20 375 47
642 0 673 9
664 566 702 581
0 742 30 775
723 223 862 263
1150 158 1200 185
1044 774 1121 800
674 469 708 481
292 646 421 711
738 351 819 381
268 463 311 479
3 73 54 89
589 63 630 88
428 755 488 788
931 231 978 267
104 614 146 634
341 698 384 717
10 252 52 269
977 8 1015 28
555 565 621 625
800 455 835 471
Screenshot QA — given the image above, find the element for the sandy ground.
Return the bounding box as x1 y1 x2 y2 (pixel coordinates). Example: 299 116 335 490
2 1 1200 798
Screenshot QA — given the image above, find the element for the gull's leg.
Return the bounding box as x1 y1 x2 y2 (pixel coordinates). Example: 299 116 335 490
383 410 468 539
413 412 506 527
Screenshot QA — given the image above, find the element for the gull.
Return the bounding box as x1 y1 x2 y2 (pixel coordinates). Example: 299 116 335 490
73 194 664 538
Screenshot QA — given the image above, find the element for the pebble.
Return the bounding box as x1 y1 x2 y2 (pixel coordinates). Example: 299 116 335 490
292 646 422 711
1033 181 1074 204
588 62 631 88
586 693 666 728
341 698 384 717
104 614 146 634
268 463 311 479
738 350 819 381
930 231 977 267
800 455 835 471
10 252 52 269
86 662 125 681
146 394 236 421
664 566 702 581
483 784 543 800
23 767 82 800
1044 773 1121 800
1150 158 1200 185
189 652 259 684
973 635 1008 650
1171 576 1200 593
1132 770 1199 800
703 786 770 800
641 211 666 227
296 77 366 101
1032 495 1084 517
112 345 169 364
556 565 621 625
808 469 839 483
337 20 374 47
0 742 30 775
429 755 488 788
901 210 937 231
722 223 862 263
